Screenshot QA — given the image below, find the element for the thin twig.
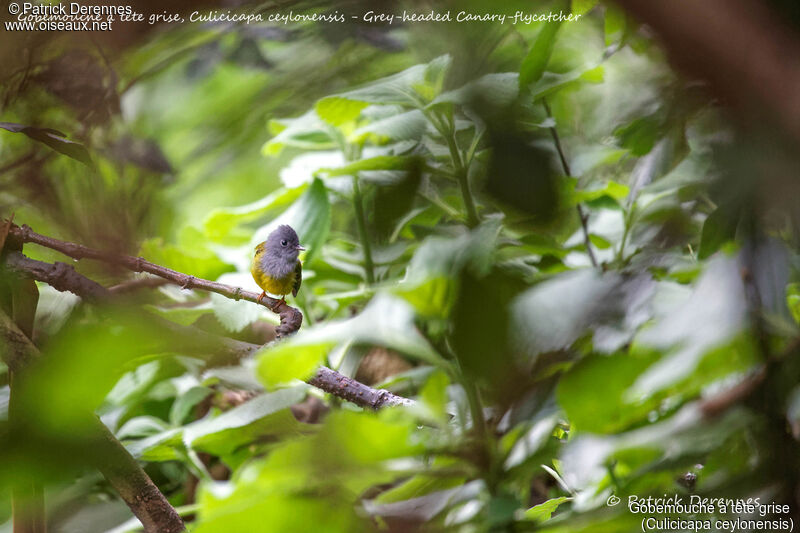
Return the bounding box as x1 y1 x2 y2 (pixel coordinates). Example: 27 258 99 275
542 99 599 269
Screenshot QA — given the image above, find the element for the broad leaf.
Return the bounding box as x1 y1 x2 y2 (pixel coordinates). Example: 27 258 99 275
519 23 562 89
0 122 92 166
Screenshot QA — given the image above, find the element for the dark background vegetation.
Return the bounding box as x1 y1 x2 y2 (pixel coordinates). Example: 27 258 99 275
3 0 800 531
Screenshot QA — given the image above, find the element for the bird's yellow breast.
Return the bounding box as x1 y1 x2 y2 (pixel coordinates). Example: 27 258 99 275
251 250 296 296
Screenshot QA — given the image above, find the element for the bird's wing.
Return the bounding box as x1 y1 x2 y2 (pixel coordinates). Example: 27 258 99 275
292 261 302 297
254 242 264 254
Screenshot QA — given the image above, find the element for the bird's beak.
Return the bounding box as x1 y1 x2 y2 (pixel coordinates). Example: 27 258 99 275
296 245 306 251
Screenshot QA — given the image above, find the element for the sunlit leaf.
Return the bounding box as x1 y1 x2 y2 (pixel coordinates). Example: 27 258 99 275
263 111 335 155
524 496 570 523
604 6 628 48
318 155 420 177
572 0 598 15
520 23 562 89
203 186 306 243
257 295 444 388
529 66 604 100
315 97 369 126
352 109 427 144
184 386 308 457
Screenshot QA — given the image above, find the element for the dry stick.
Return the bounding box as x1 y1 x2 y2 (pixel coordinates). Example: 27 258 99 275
3 249 415 410
308 366 414 409
542 100 599 269
8 223 302 337
0 311 186 533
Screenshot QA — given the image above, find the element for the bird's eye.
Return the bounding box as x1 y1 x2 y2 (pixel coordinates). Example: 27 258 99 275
280 240 287 246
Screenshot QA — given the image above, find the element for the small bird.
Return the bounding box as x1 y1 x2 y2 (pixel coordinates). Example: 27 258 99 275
251 224 304 304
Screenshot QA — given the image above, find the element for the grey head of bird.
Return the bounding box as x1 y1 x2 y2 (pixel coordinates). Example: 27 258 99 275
264 224 305 265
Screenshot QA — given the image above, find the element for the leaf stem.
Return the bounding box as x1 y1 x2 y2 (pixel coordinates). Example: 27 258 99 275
542 99 599 269
332 130 376 286
351 174 375 285
425 109 480 227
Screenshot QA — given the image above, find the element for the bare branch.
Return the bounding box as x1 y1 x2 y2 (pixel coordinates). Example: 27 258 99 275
8 223 302 337
309 366 415 409
5 253 110 303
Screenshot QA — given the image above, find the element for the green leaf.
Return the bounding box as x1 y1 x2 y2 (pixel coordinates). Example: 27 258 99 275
392 223 501 318
209 274 264 332
315 97 369 126
569 145 627 177
374 472 466 504
571 180 630 203
263 111 335 156
432 73 519 109
519 22 562 88
184 386 308 457
324 56 452 108
203 186 306 244
572 0 598 15
698 203 739 260
615 115 663 156
257 295 444 388
419 370 449 420
352 109 427 144
0 122 92 166
557 351 659 433
145 303 213 326
259 342 332 388
391 276 455 319
604 6 628 48
318 155 419 177
116 415 170 439
125 427 184 461
524 496 570 523
139 233 234 282
365 483 482 523
513 271 655 355
788 283 800 325
529 66 604 100
561 405 751 493
170 386 213 426
630 257 749 396
504 412 560 469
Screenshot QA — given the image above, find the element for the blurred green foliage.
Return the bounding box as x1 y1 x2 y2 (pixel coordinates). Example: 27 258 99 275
2 0 800 531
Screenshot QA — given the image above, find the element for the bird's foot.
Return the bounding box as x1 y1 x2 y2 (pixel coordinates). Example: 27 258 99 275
257 291 266 304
